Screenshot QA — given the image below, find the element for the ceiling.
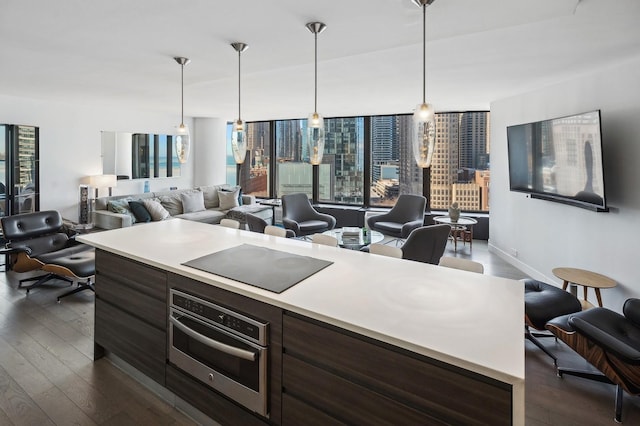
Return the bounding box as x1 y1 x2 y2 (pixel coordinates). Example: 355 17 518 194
1 0 639 122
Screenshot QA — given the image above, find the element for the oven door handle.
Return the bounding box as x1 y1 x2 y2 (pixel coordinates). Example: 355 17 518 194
169 315 257 361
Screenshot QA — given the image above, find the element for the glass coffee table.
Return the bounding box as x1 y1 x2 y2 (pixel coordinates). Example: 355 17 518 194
323 228 384 249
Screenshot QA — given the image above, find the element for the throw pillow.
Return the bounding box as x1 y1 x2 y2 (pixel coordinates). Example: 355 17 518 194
143 199 171 221
221 185 243 206
218 188 240 210
198 185 222 209
159 194 183 216
181 191 206 213
128 200 152 223
107 198 136 224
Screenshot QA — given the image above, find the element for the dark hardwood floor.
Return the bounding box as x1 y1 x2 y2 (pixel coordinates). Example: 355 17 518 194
0 269 198 426
0 241 637 425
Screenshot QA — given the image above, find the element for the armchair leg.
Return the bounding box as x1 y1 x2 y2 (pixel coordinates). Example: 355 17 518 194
22 273 73 293
557 367 624 423
615 384 623 423
556 367 611 383
525 326 557 366
57 279 94 302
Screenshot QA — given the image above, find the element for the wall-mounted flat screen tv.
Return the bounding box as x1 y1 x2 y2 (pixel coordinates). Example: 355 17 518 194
507 110 608 212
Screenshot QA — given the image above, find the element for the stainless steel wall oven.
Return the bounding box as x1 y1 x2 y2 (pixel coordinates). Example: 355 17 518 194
169 289 269 417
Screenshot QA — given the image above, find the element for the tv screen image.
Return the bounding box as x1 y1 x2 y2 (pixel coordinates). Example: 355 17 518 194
507 110 607 211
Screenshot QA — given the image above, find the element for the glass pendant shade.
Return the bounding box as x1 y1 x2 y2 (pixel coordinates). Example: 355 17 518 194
230 42 249 165
175 123 190 164
231 119 247 164
174 56 191 164
412 103 435 168
306 22 326 166
307 112 325 165
411 0 437 169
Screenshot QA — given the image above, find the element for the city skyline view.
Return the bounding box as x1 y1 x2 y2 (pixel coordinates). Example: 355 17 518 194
227 111 490 212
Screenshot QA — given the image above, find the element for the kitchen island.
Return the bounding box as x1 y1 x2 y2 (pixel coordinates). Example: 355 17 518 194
78 219 524 425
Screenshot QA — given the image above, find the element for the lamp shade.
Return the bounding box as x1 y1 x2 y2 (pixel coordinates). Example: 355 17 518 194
89 174 117 189
412 103 436 168
174 57 191 164
231 119 247 164
307 112 325 165
231 42 249 165
306 22 326 166
176 123 190 164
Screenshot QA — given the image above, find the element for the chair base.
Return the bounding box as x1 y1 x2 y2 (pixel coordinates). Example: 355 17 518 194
525 326 558 365
57 279 94 302
384 238 405 247
557 367 623 423
20 273 73 293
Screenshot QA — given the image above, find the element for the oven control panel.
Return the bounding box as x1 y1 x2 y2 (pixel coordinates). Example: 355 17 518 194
171 289 267 345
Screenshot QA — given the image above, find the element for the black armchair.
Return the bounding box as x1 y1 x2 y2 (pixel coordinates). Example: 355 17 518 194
546 298 640 422
1 210 95 300
367 194 426 240
246 213 295 237
523 278 582 365
400 224 450 265
281 193 336 237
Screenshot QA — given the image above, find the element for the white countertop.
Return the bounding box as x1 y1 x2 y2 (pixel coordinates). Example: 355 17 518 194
79 219 524 420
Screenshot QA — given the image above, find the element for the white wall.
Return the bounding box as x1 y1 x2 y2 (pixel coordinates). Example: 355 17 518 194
193 117 227 186
0 94 226 221
490 56 640 312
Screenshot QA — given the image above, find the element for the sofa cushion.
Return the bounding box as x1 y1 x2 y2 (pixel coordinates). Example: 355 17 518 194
176 209 227 225
181 191 206 213
159 194 183 216
128 200 152 223
143 199 171 221
108 198 136 223
219 188 240 210
198 185 224 209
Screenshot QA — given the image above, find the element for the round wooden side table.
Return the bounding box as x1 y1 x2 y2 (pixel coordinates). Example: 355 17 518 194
552 267 616 309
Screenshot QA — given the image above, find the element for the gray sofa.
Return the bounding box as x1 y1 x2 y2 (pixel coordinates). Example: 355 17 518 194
92 185 272 230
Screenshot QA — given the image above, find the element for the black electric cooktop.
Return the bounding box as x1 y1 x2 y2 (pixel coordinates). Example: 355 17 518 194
182 244 333 293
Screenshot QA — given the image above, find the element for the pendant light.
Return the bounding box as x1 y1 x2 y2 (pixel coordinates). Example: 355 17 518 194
174 56 191 164
306 21 327 165
231 42 249 164
411 0 436 169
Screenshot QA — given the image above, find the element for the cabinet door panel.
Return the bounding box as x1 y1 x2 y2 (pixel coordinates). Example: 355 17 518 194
96 250 166 301
284 354 439 425
282 393 345 426
95 299 166 384
283 313 511 425
97 274 166 329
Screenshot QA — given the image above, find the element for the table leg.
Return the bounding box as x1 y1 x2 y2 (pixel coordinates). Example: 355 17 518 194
595 289 604 307
568 283 578 298
562 280 569 291
583 286 588 305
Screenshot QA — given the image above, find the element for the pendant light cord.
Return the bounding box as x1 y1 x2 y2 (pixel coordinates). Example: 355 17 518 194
314 31 318 114
422 3 426 105
180 62 185 126
238 50 242 120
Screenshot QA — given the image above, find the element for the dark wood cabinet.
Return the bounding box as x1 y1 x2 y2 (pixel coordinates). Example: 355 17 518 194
91 249 514 425
282 312 512 425
94 250 168 385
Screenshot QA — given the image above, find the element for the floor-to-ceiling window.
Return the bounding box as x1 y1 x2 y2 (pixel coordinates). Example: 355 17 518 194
274 119 312 198
319 117 364 204
1 124 40 217
370 114 421 206
227 111 490 213
233 121 271 197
